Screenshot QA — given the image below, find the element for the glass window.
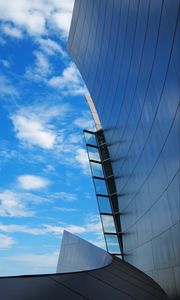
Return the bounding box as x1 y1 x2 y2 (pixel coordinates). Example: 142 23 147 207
97 196 112 214
105 234 120 254
94 178 108 195
84 131 97 146
101 214 116 233
90 161 104 177
87 146 100 161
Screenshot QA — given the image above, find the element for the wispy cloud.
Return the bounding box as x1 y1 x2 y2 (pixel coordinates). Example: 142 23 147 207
75 148 90 174
17 175 50 191
0 214 103 237
0 190 35 217
37 38 66 57
0 74 18 97
0 224 45 235
0 23 23 39
74 116 95 131
48 192 77 202
55 207 79 212
6 251 59 274
25 50 52 81
0 234 16 250
0 59 11 68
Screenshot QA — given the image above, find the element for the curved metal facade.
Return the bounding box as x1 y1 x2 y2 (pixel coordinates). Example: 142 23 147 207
68 0 180 298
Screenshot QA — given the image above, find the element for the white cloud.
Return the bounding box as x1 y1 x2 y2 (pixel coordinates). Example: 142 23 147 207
10 104 70 149
1 23 23 39
51 10 72 38
0 74 18 97
0 190 34 217
11 114 56 149
17 175 50 190
0 0 74 38
48 63 87 95
0 234 16 250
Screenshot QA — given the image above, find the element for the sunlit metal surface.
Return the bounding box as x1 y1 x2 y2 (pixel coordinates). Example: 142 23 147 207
56 230 112 273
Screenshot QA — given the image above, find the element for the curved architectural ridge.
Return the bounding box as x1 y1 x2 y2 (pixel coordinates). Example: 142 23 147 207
0 233 167 300
56 230 112 273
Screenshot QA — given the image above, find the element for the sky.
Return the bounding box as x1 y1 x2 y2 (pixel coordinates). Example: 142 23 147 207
0 0 105 276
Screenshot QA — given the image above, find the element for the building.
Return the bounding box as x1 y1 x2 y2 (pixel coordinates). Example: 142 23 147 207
0 1 179 299
67 0 180 298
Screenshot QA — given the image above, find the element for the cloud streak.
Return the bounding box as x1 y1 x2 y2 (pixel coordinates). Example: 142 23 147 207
0 215 103 237
0 234 16 250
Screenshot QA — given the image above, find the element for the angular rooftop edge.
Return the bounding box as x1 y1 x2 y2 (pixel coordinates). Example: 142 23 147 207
56 230 112 273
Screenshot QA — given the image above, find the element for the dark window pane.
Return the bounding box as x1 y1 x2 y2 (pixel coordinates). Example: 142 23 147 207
105 234 120 253
107 176 116 194
94 178 108 195
96 130 106 145
115 213 121 232
111 194 119 212
103 160 113 177
99 144 109 160
90 161 104 177
97 196 112 213
101 214 116 233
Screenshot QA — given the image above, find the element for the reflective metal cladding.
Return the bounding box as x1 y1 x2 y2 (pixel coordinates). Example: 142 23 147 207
68 0 180 298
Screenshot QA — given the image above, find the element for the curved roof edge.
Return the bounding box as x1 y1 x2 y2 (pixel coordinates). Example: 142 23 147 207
0 256 167 299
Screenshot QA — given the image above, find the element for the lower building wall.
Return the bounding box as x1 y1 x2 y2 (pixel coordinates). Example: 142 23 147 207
0 256 167 300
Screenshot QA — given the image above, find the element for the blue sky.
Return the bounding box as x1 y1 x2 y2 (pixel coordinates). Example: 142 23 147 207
0 0 105 276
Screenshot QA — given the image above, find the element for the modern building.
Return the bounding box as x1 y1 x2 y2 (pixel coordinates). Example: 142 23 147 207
0 1 179 299
67 0 180 299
